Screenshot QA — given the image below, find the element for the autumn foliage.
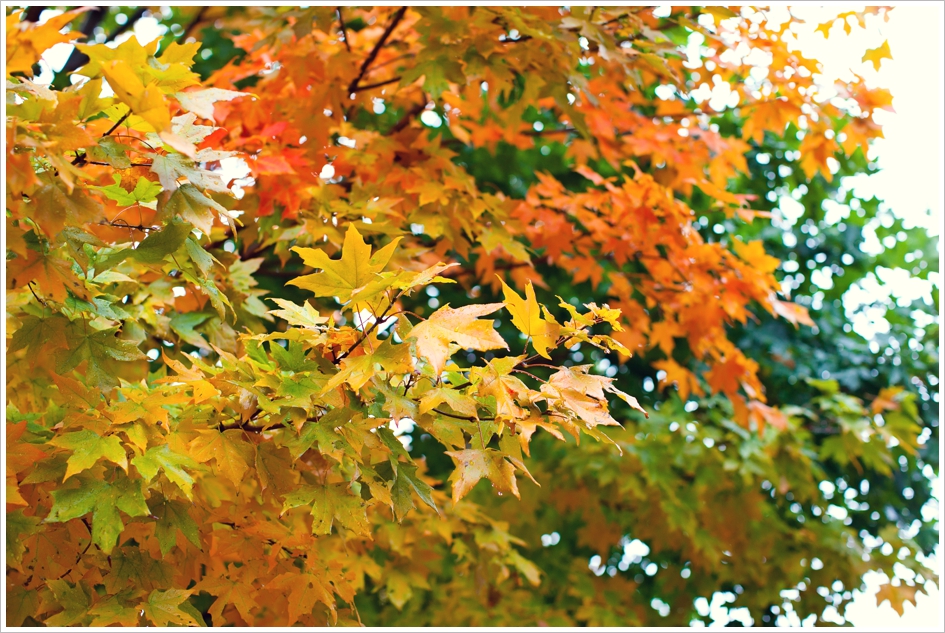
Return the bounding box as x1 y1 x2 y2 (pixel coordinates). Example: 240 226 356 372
5 5 937 627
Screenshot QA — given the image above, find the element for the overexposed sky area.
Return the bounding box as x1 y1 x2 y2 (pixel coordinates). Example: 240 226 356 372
30 2 944 629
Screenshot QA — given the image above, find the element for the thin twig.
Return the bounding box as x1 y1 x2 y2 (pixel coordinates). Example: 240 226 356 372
102 109 132 138
346 6 408 94
433 408 496 422
389 101 425 134
27 281 47 307
53 519 94 581
334 290 402 364
179 6 208 42
337 8 351 52
353 76 401 93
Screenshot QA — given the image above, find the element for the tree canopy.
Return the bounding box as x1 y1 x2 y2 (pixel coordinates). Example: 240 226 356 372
5 5 939 627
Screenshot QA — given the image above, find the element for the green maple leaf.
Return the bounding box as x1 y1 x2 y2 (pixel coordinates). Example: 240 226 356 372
169 311 212 351
391 462 438 520
131 444 199 499
55 324 147 389
105 546 174 594
45 580 91 627
6 510 41 570
92 173 162 206
88 595 142 627
8 313 69 356
139 589 203 627
48 429 128 481
153 497 203 556
165 183 231 235
282 483 370 537
47 475 151 553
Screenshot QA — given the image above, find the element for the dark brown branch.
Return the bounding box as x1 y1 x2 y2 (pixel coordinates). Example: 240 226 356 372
433 408 495 422
104 109 132 137
601 12 630 26
22 7 45 22
98 220 156 233
337 7 351 52
53 519 94 581
73 109 132 166
353 76 401 93
389 101 425 134
346 6 408 94
27 281 47 307
179 6 208 42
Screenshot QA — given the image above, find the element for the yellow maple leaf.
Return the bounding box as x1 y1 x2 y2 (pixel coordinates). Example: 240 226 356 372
6 9 86 77
445 449 519 503
290 224 401 303
500 279 561 359
862 40 892 71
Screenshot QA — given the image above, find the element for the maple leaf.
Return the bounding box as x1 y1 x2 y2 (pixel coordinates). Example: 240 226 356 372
445 449 520 503
27 181 103 240
652 358 704 401
281 483 371 537
87 596 143 627
48 429 128 480
391 462 439 519
472 356 530 420
197 569 260 626
6 9 87 76
408 303 508 374
176 87 252 120
92 174 162 206
269 572 337 625
131 445 199 499
419 387 479 418
139 589 203 627
164 183 233 235
47 475 150 553
732 238 780 275
322 337 413 394
875 582 920 617
153 497 203 556
44 579 91 627
268 298 329 329
189 429 254 487
290 224 401 303
862 40 892 71
500 279 561 359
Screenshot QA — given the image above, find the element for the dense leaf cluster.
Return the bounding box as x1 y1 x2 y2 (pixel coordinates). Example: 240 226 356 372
5 5 937 627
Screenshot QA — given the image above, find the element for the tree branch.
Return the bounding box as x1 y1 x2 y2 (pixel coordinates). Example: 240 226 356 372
346 6 408 94
353 76 401 93
179 6 208 42
334 291 403 364
433 408 495 422
22 7 45 22
337 7 351 52
389 101 425 134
